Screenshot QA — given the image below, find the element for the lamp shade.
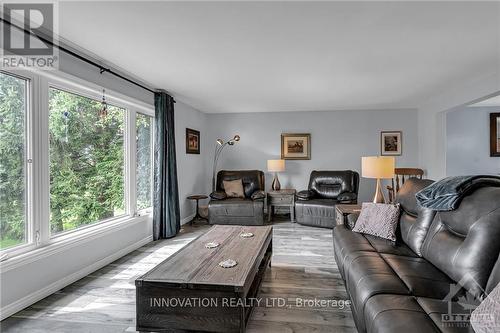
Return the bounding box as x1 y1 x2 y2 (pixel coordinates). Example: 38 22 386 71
267 159 285 172
362 156 395 179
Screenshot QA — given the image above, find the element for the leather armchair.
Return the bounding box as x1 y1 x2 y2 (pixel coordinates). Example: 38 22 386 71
295 170 359 228
208 170 265 225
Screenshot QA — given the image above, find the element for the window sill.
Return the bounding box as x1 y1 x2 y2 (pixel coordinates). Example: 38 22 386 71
0 215 151 272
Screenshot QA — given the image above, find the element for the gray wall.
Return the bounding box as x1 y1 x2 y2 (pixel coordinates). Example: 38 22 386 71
175 102 210 222
206 109 419 202
446 106 500 176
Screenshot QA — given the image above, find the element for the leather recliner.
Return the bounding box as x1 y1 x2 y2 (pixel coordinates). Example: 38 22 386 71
295 170 359 228
333 178 500 333
208 170 265 225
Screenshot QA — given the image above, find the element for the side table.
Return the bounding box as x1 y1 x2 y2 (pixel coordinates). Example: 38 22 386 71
267 189 296 222
187 194 208 225
335 204 362 229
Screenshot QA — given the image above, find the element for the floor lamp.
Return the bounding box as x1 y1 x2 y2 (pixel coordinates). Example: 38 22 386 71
212 134 240 192
361 156 395 203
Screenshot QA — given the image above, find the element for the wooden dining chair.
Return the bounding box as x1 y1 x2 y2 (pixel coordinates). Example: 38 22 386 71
387 168 424 203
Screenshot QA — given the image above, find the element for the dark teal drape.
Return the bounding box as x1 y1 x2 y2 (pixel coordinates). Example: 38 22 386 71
153 91 180 240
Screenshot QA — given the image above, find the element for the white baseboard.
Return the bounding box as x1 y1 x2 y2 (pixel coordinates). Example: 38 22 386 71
0 234 153 321
180 213 196 226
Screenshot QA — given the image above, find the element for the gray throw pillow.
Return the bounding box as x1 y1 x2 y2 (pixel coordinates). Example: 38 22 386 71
470 282 500 333
223 179 245 198
352 203 401 242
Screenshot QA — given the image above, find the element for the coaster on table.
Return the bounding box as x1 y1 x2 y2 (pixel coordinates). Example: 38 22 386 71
219 259 237 268
240 232 254 238
205 242 219 249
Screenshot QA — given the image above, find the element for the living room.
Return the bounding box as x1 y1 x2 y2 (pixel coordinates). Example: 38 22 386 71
0 1 499 333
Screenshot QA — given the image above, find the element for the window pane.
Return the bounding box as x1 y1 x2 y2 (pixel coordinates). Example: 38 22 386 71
136 114 152 210
49 88 125 234
0 72 27 249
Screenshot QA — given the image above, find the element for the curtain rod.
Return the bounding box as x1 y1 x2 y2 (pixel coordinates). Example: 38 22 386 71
1 18 174 101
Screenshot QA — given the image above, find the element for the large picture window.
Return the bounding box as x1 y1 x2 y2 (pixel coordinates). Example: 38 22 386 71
0 72 28 249
49 88 126 234
136 113 153 210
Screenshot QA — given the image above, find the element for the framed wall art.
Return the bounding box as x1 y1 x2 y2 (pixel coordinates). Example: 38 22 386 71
381 131 402 156
186 128 200 154
490 113 500 157
281 133 311 160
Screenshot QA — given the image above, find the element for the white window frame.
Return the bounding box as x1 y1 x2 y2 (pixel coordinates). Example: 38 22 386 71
0 70 37 259
0 68 154 262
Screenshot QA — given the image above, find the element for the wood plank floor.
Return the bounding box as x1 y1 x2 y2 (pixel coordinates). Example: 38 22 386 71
0 218 356 333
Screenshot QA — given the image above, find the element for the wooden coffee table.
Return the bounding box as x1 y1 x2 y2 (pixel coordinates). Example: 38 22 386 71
136 225 273 333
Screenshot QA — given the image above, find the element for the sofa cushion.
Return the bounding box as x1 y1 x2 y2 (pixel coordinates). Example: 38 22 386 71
345 252 409 332
353 203 401 242
421 187 500 300
485 254 500 295
295 199 337 228
309 170 359 199
364 294 440 333
382 254 459 300
209 191 227 200
216 170 264 198
333 225 375 277
209 198 255 216
364 235 418 257
417 297 477 333
396 178 436 256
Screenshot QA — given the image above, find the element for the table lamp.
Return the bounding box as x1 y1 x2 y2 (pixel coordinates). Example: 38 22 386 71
362 156 395 203
267 159 285 191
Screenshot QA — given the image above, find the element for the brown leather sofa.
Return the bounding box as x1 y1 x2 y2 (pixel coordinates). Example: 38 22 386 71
208 170 265 225
295 170 359 228
334 178 500 333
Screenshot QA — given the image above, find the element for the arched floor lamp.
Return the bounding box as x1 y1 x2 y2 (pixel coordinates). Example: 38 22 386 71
212 134 240 192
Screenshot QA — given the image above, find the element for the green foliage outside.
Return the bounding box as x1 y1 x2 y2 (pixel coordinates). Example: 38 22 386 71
0 73 26 249
49 88 125 234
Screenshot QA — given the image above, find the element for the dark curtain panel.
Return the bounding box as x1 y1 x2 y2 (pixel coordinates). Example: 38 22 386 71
153 91 180 240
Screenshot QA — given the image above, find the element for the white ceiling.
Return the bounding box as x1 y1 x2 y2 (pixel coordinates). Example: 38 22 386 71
58 1 500 113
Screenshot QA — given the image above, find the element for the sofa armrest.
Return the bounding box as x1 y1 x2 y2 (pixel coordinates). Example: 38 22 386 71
209 191 227 200
297 190 315 200
337 192 357 203
251 190 266 201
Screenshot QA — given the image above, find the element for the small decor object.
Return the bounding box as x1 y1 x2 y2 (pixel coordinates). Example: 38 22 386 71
222 179 245 198
362 156 395 203
240 232 254 238
281 133 311 160
218 259 238 268
352 203 401 242
212 134 241 191
267 159 285 190
490 112 500 157
98 89 108 119
205 242 220 249
186 128 200 154
381 131 402 156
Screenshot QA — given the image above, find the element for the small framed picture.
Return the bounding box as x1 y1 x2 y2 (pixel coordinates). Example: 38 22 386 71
381 131 402 156
281 133 311 160
490 113 500 157
186 128 200 154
